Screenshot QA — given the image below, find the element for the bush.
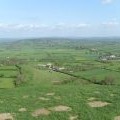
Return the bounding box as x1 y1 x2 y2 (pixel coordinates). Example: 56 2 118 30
0 74 4 78
100 76 115 85
14 74 24 86
91 77 97 83
91 76 115 85
9 75 17 78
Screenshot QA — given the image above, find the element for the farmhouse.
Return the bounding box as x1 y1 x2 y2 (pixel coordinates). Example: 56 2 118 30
52 67 59 72
101 58 107 61
100 54 117 61
36 62 66 72
91 48 97 51
109 55 116 59
58 67 65 70
46 63 53 69
37 64 46 67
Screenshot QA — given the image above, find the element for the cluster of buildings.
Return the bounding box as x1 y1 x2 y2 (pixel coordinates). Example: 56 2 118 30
99 55 119 62
37 63 65 72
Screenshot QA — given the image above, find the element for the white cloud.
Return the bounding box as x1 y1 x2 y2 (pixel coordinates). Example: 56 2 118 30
0 23 49 31
0 23 89 31
102 21 119 26
76 23 90 28
51 23 90 30
102 19 119 27
0 23 8 28
0 22 120 37
102 0 113 4
0 22 119 32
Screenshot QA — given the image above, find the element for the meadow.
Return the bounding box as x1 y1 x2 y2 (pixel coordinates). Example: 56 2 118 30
0 38 120 120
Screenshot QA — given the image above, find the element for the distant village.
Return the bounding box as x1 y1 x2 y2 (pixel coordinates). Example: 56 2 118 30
99 54 120 61
89 48 120 62
36 63 65 72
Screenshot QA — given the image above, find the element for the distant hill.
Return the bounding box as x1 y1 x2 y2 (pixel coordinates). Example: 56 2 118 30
0 37 120 44
0 38 19 42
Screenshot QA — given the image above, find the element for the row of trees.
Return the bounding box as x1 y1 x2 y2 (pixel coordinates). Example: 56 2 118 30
14 65 24 86
91 76 115 85
0 58 26 66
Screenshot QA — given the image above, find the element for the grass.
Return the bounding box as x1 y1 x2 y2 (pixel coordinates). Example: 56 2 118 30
0 78 14 88
0 74 120 120
0 38 119 119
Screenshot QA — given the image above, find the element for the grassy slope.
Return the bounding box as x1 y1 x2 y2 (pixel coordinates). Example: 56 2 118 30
0 39 120 119
0 65 119 120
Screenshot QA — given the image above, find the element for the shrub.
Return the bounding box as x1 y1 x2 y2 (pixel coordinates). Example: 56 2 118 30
100 76 115 85
91 76 115 85
0 74 4 78
14 74 24 86
91 77 97 83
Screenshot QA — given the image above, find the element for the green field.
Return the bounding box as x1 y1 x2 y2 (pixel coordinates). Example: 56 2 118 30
0 38 120 120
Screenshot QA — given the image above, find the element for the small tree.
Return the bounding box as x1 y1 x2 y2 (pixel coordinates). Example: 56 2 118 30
15 64 22 74
91 77 97 83
0 74 4 78
100 75 115 85
14 74 24 86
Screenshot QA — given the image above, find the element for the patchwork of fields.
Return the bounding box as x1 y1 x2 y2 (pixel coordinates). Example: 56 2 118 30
0 38 120 120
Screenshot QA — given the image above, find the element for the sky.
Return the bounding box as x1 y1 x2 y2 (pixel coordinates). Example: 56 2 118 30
0 0 120 38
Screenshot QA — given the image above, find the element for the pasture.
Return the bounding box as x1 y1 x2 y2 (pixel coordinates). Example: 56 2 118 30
0 38 120 120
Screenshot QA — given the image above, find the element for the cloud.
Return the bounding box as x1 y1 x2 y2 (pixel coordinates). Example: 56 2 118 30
102 19 119 27
0 22 120 37
0 23 49 31
102 22 119 26
102 0 113 4
0 23 90 31
76 23 90 28
51 23 90 30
